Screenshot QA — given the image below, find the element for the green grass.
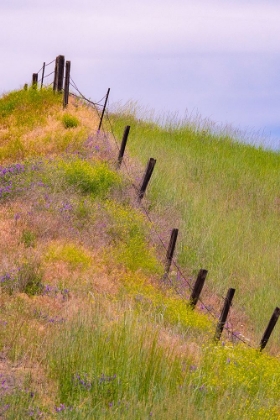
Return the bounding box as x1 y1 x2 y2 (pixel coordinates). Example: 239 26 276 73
1 88 280 419
45 303 280 419
0 87 60 123
108 109 280 343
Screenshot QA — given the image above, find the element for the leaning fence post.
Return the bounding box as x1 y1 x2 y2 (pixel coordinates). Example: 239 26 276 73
138 158 156 202
63 60 71 108
117 125 130 167
32 73 38 89
98 88 110 131
214 288 235 341
165 229 179 275
189 269 208 308
259 307 280 351
41 62 46 89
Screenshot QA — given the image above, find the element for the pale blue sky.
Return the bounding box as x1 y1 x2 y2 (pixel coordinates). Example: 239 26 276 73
1 0 280 149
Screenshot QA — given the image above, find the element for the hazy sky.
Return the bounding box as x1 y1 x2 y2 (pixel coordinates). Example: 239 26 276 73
1 0 280 149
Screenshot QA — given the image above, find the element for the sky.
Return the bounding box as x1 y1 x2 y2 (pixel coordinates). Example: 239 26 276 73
1 0 280 150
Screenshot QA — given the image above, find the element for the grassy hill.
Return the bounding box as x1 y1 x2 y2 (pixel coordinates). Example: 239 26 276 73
0 87 280 419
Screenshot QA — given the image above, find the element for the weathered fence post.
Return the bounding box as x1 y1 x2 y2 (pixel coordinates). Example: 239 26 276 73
53 56 59 91
259 307 280 351
165 228 179 276
138 158 156 202
189 269 208 308
63 60 71 108
117 125 130 168
24 84 28 91
53 55 65 93
41 62 46 89
32 73 38 89
57 55 65 93
214 288 235 341
98 88 110 131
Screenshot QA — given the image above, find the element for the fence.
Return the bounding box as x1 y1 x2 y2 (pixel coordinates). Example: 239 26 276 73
28 55 280 352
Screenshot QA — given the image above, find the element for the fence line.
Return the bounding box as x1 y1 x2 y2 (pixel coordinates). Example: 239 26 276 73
25 56 279 351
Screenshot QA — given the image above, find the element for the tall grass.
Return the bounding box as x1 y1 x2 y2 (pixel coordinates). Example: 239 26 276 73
108 108 280 343
1 88 280 419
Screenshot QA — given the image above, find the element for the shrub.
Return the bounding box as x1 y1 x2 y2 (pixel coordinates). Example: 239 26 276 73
61 159 122 197
0 260 44 295
62 114 79 128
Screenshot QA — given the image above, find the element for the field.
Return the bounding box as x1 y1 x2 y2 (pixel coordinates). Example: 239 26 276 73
0 87 279 419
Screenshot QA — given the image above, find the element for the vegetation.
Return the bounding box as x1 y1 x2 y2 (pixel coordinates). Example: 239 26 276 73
0 87 279 419
108 107 280 342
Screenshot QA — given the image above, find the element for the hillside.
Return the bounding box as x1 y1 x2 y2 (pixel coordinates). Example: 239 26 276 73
0 87 280 419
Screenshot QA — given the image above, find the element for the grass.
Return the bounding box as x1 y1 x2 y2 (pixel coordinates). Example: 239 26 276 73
108 107 280 344
0 87 280 419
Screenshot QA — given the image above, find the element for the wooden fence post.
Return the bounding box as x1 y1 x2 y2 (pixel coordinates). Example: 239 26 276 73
57 55 65 93
189 269 208 308
53 55 65 93
98 88 110 131
41 62 46 89
214 288 235 341
32 73 38 89
165 228 179 275
260 307 280 351
117 125 130 167
63 60 71 108
138 158 156 202
53 56 59 91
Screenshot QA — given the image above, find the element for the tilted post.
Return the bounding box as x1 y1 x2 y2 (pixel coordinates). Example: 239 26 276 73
98 88 110 131
189 269 208 308
117 125 130 167
138 158 156 202
63 60 71 108
214 288 235 341
165 229 179 275
260 307 280 351
41 62 46 89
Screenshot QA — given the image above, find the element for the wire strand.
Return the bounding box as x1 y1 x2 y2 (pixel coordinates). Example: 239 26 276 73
35 59 254 350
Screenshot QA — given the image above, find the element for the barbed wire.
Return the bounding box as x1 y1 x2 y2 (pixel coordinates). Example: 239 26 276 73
36 59 56 75
102 108 254 348
32 58 256 349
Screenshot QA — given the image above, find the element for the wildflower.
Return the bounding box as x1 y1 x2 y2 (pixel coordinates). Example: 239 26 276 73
55 404 66 412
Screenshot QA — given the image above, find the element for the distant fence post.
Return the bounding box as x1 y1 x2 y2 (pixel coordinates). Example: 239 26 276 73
53 57 59 91
63 60 71 108
24 84 28 91
189 269 208 308
138 158 156 202
53 55 65 93
57 55 65 93
165 229 179 276
41 62 46 89
32 73 38 89
214 288 235 341
98 88 110 131
259 307 280 351
117 125 130 167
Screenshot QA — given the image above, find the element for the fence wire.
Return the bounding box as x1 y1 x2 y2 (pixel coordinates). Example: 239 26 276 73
102 99 254 348
33 57 255 349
